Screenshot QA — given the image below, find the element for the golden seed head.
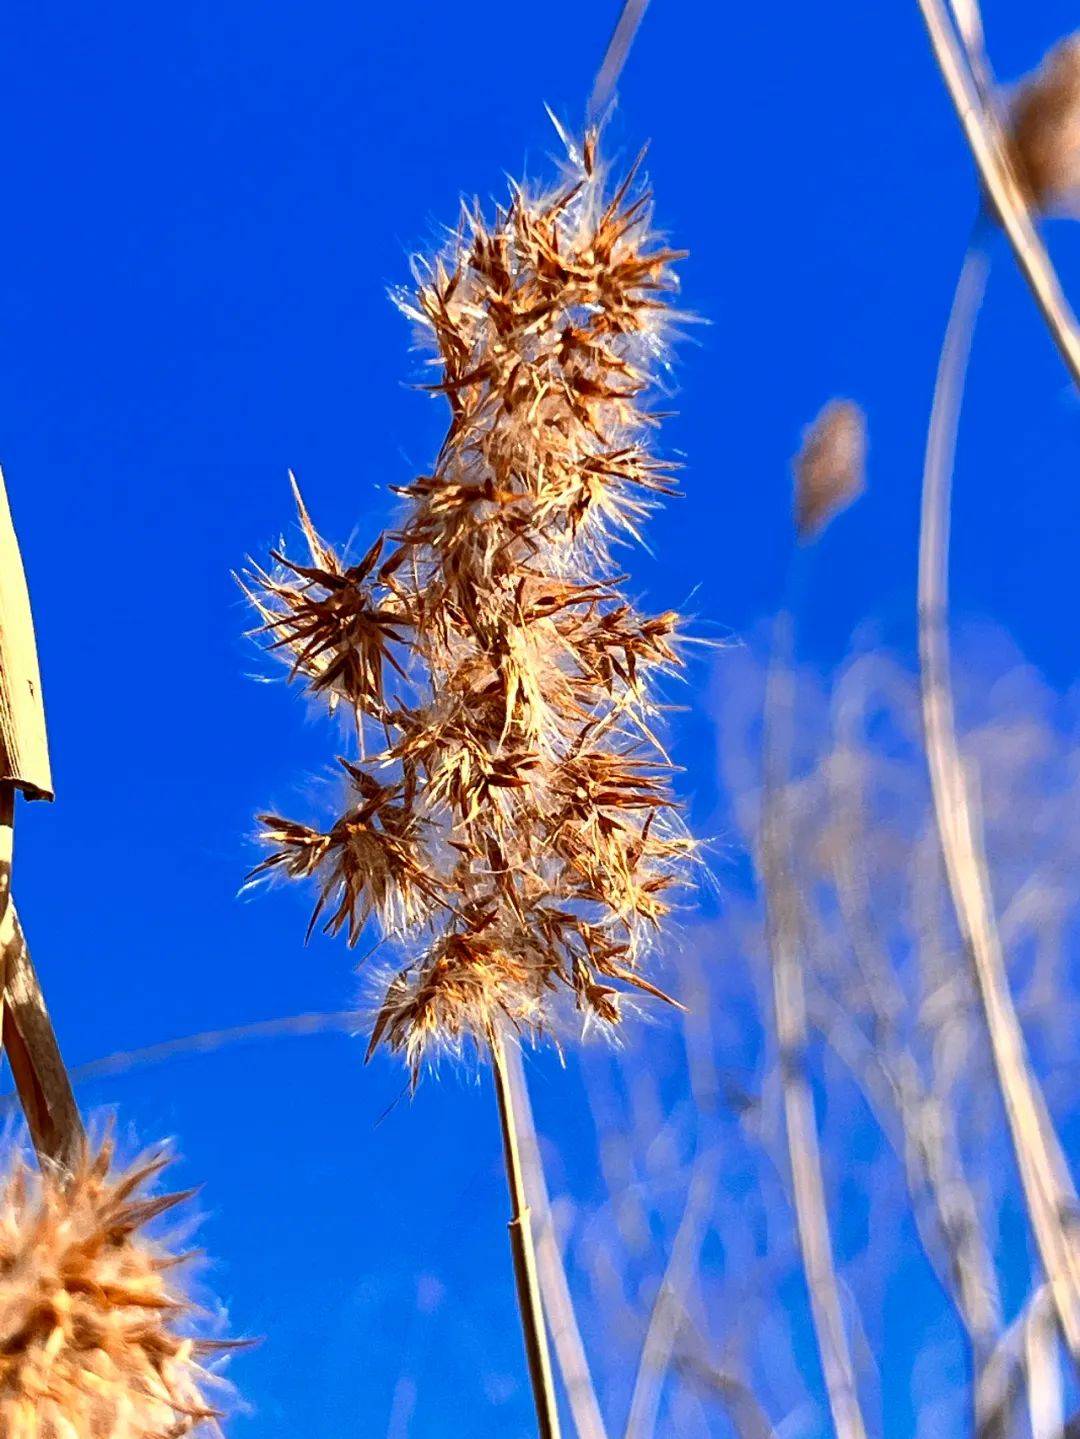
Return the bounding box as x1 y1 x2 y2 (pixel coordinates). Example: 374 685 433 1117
0 1140 232 1439
1008 34 1080 214
793 399 867 542
248 130 694 1074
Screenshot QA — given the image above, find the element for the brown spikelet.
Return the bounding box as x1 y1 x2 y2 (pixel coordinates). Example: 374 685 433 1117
1008 35 1080 214
793 399 867 542
246 129 695 1073
0 1140 232 1438
241 478 408 717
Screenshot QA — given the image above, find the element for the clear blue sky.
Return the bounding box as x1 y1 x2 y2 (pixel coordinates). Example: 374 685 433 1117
1 1 1078 1434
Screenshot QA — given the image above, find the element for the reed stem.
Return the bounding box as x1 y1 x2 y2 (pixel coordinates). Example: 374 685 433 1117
761 614 869 1439
917 244 1080 1359
490 1026 562 1439
913 0 1080 389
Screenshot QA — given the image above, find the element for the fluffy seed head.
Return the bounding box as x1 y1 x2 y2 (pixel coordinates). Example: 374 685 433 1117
246 129 694 1075
793 399 867 541
0 1140 231 1438
1008 35 1080 214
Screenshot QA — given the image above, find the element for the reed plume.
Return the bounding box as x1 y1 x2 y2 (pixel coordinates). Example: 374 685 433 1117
246 129 691 1077
1008 34 1080 215
0 1138 230 1439
792 400 866 542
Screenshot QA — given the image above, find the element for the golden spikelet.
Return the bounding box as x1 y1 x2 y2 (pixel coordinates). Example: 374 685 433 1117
793 399 867 542
1008 34 1080 214
0 1140 231 1438
246 129 694 1075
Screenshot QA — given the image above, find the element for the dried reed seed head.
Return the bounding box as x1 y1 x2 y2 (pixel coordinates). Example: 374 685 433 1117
248 130 695 1074
1008 34 1080 213
793 399 867 542
0 1140 231 1439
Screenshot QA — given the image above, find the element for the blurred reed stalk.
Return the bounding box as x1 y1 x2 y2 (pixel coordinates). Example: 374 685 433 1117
814 673 1010 1432
913 0 1080 385
917 239 1080 1363
761 611 868 1439
914 3 1080 1376
751 403 873 1439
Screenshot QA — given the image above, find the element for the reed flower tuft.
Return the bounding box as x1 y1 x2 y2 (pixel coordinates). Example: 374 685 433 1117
0 1139 230 1438
793 399 867 541
246 130 693 1074
1008 34 1080 215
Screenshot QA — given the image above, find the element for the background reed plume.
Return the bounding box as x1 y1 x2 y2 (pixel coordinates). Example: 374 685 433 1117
246 130 692 1074
0 1138 229 1438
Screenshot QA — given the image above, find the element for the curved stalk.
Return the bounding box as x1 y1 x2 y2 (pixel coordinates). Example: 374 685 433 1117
918 245 1080 1359
913 0 1080 388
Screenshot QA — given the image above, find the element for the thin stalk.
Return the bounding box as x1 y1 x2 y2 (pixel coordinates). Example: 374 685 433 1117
2 907 83 1171
976 1286 1051 1438
0 785 83 1172
0 787 11 919
0 787 11 1075
491 1026 563 1439
761 615 869 1439
624 1148 719 1439
503 1041 608 1439
588 0 652 122
674 1346 779 1439
918 244 1080 1358
1025 1290 1064 1439
820 711 1003 1427
912 0 1080 389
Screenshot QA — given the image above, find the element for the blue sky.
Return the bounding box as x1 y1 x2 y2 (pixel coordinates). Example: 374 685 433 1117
1 1 1078 1434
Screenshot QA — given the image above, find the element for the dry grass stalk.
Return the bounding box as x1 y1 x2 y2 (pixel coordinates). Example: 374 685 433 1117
490 1028 562 1439
1024 1289 1064 1439
503 1041 608 1439
792 401 866 542
817 681 1002 1357
624 1149 719 1439
811 728 1005 1430
918 245 1080 1358
0 1138 230 1439
760 620 868 1439
913 0 1080 386
589 0 652 122
673 1351 778 1439
0 909 83 1172
246 131 692 1076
